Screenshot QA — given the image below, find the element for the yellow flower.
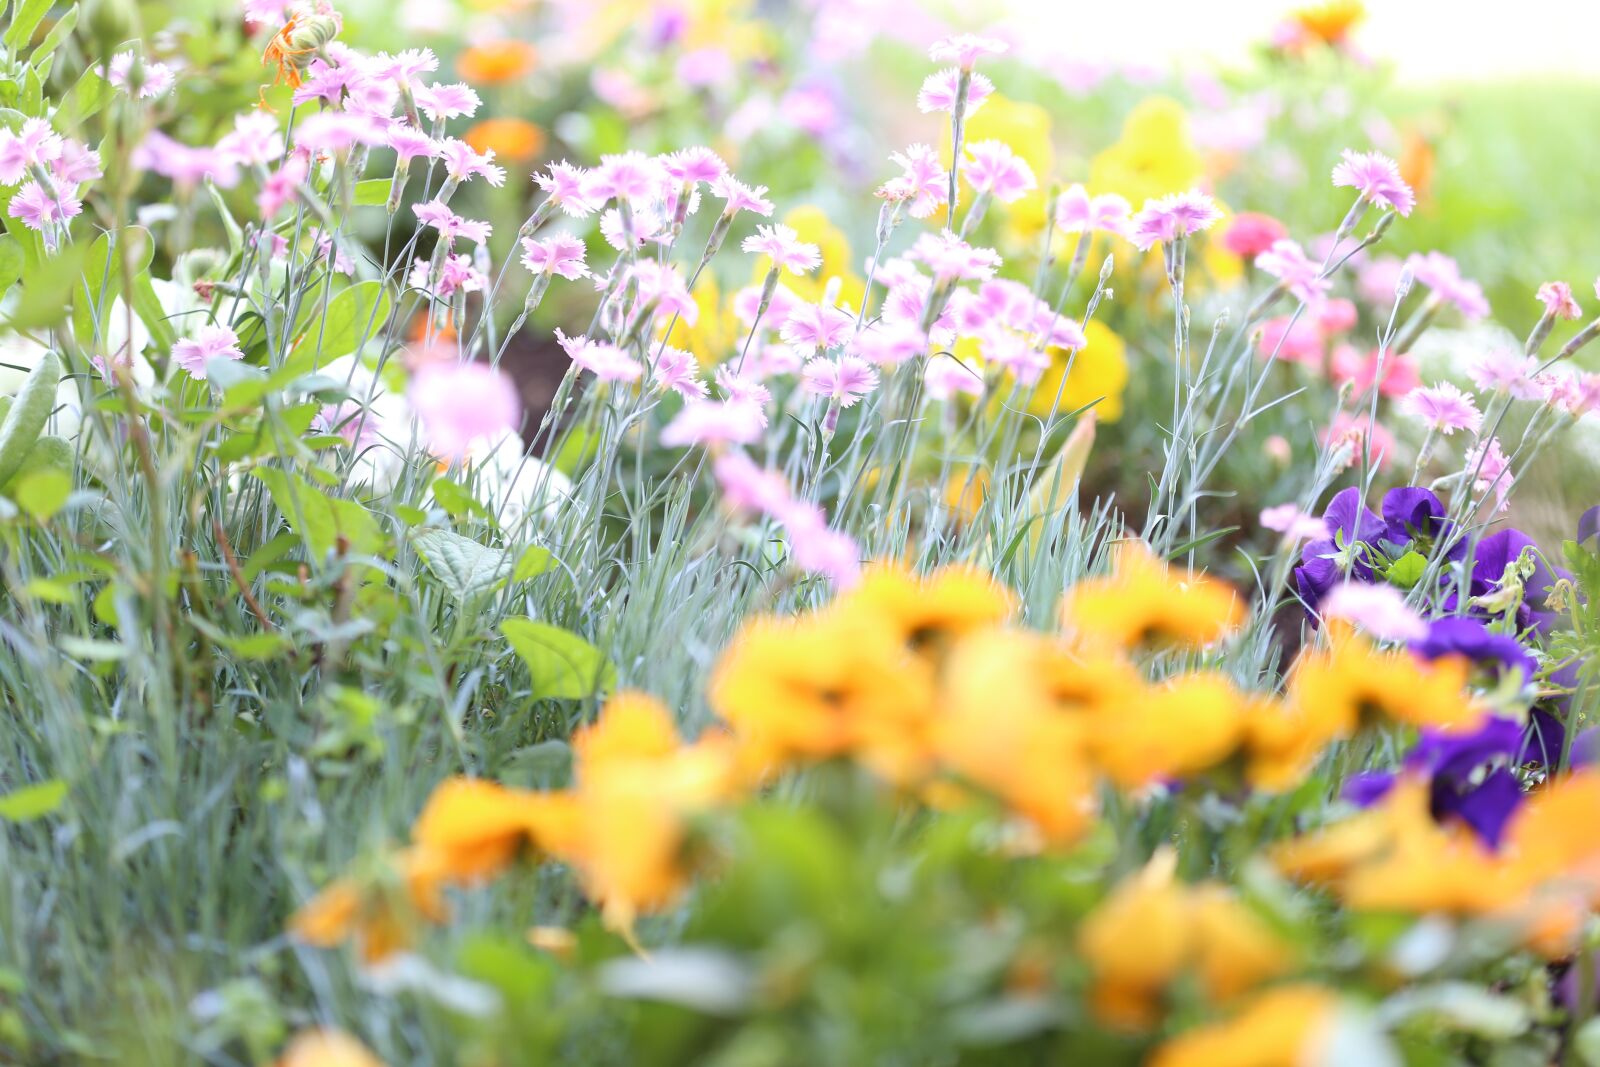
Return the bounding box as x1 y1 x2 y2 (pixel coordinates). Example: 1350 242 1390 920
1085 671 1248 789
288 848 446 964
844 562 1016 658
935 628 1127 845
1148 985 1339 1067
410 776 538 881
1190 886 1295 1003
1087 97 1204 208
675 272 743 367
710 606 936 780
1242 693 1346 793
1061 540 1245 651
1026 320 1129 422
278 1028 386 1067
1284 623 1481 733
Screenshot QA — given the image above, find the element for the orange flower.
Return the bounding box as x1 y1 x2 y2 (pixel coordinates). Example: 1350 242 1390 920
457 41 535 85
1148 985 1339 1067
1291 0 1364 45
465 117 545 164
278 1028 386 1067
1061 540 1245 651
1284 623 1481 734
411 776 538 881
1084 671 1248 789
844 562 1016 659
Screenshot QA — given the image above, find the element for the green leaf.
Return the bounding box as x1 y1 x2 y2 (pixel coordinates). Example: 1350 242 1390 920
501 618 615 701
0 779 68 822
499 739 572 789
1386 550 1428 589
4 0 52 51
431 476 488 520
0 234 21 292
353 178 389 206
12 467 70 521
29 6 76 63
285 281 392 374
513 544 555 581
73 227 155 344
1574 1016 1600 1067
5 242 87 330
414 529 511 602
0 350 61 487
253 467 383 560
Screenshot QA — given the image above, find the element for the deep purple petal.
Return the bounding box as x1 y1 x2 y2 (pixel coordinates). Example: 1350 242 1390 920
1434 767 1523 850
1382 486 1447 545
1323 486 1385 546
1412 617 1537 680
1343 771 1397 808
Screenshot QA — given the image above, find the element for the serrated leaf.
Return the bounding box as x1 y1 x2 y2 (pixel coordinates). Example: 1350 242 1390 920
414 529 511 601
501 617 614 701
0 779 67 821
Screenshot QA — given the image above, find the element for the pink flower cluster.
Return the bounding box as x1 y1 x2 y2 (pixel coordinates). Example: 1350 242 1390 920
0 119 101 249
713 450 861 587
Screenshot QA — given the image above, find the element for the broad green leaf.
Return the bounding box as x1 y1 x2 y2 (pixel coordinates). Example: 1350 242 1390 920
501 617 615 701
1575 1017 1600 1067
12 467 70 521
0 779 68 822
5 242 87 330
414 529 511 602
29 6 76 63
513 544 555 581
499 739 572 789
0 235 21 292
0 350 61 486
285 281 391 374
4 0 52 52
206 179 243 259
253 467 382 560
353 178 389 206
431 477 487 520
1386 550 1428 589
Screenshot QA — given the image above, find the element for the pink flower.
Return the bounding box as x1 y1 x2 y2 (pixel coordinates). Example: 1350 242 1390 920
554 329 643 383
781 302 855 351
1321 582 1427 642
131 130 239 188
1537 281 1583 321
1256 316 1324 367
1314 297 1358 336
980 331 1049 385
625 261 697 325
438 138 505 187
535 161 596 217
1469 349 1540 399
917 68 994 114
385 124 438 163
409 253 485 299
368 48 439 86
106 51 176 98
782 503 861 588
413 199 490 245
802 356 879 407
1400 383 1481 435
1323 412 1395 469
878 143 946 221
0 118 63 184
741 224 822 275
585 151 666 204
1220 212 1287 257
413 82 480 122
172 324 244 379
409 361 520 460
1331 149 1415 216
1255 239 1329 304
257 154 308 218
7 180 81 242
710 174 773 217
1330 345 1419 398
924 353 983 401
714 450 791 515
927 33 1008 70
1259 503 1329 542
854 321 928 367
1054 184 1130 237
663 146 726 186
1405 252 1490 320
293 111 386 154
908 230 1001 283
519 235 588 279
1467 437 1512 513
1129 190 1222 250
1356 254 1407 308
652 346 706 399
218 112 283 167
964 140 1036 203
715 368 773 411
660 399 764 448
1534 371 1584 415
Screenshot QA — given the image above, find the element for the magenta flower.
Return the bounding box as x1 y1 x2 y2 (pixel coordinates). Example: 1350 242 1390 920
439 138 505 187
781 302 855 351
878 143 946 220
1256 315 1323 367
1129 190 1222 251
413 82 480 122
663 146 726 186
1537 281 1583 321
1356 254 1407 308
741 224 822 275
172 324 244 379
293 111 385 154
132 130 239 188
1219 212 1287 257
1315 297 1358 336
1467 437 1512 513
0 118 64 184
908 230 1002 283
554 329 643 383
714 450 791 515
927 33 1008 70
802 356 879 407
1330 345 1419 399
1324 412 1395 470
1054 184 1130 237
710 174 774 217
1322 582 1428 642
916 68 994 115
106 51 176 99
1405 252 1490 320
1260 503 1330 542
964 140 1036 204
781 503 861 588
1469 349 1540 399
409 361 520 461
257 154 308 219
1254 239 1329 304
7 180 81 241
218 112 283 167
660 399 764 448
1400 383 1482 435
924 353 983 401
368 48 439 86
384 124 438 164
535 161 596 218
652 346 707 400
519 235 588 280
1331 149 1416 216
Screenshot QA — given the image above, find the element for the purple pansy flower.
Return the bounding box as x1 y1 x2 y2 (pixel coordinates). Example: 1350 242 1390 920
1294 487 1386 614
1412 616 1537 681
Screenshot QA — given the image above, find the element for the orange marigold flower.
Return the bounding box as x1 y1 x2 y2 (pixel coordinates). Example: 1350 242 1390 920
1291 0 1364 45
278 1028 386 1067
1148 984 1339 1067
1061 540 1245 651
844 561 1016 659
457 41 535 85
1084 671 1248 789
410 776 538 881
1284 622 1481 734
464 117 545 164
